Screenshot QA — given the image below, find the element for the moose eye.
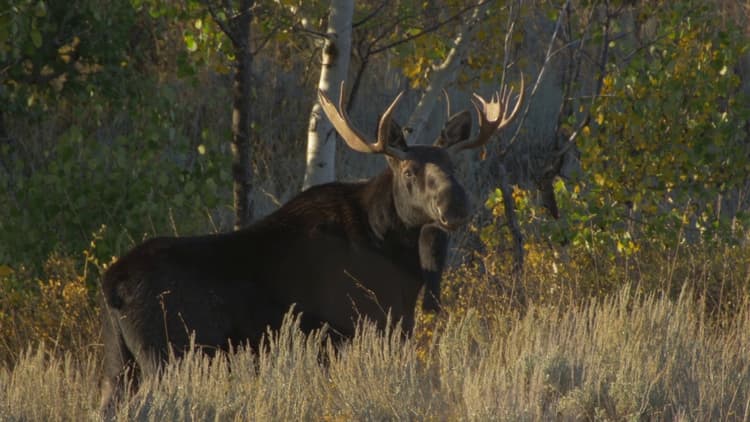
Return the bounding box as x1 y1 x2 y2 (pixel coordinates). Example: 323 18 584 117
403 168 415 178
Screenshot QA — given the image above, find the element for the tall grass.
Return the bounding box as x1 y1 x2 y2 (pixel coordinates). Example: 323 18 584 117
2 286 748 421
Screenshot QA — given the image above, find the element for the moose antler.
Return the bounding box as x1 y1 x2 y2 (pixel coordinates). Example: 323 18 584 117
448 74 525 152
318 82 408 160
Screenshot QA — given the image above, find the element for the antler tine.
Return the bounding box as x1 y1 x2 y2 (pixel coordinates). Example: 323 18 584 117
442 88 451 118
318 82 407 160
374 90 408 159
499 74 525 130
497 87 507 114
337 82 347 119
317 82 373 154
448 73 525 152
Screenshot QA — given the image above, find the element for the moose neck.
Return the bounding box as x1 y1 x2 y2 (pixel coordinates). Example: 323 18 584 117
361 169 412 240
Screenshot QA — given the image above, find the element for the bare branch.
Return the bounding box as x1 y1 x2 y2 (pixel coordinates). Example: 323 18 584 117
352 0 388 28
345 0 486 114
251 20 283 55
558 0 615 152
205 0 240 47
403 0 490 144
498 163 524 278
552 0 597 151
504 0 570 150
369 1 488 55
346 54 369 113
292 25 329 40
498 0 519 90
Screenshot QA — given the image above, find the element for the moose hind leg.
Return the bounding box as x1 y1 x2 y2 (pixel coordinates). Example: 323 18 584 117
100 311 140 419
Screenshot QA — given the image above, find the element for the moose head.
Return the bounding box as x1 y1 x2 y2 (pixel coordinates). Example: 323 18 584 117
318 79 525 233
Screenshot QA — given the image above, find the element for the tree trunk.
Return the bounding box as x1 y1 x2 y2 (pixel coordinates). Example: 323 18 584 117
403 2 487 145
230 0 254 229
0 111 11 180
302 0 354 190
497 163 524 285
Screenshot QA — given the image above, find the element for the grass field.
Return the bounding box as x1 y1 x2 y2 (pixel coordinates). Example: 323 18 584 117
2 283 748 421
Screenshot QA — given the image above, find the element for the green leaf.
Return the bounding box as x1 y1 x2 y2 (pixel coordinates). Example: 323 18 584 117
30 29 42 48
205 177 216 192
34 1 47 17
184 33 198 52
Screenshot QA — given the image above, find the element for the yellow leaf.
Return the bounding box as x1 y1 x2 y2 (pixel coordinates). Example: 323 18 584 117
214 62 231 74
0 265 13 277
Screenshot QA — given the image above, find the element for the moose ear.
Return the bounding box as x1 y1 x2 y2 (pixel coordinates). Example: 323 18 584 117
434 110 472 148
386 119 409 152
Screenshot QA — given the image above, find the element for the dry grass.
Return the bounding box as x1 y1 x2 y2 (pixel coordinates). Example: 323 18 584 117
1 285 748 421
0 255 100 366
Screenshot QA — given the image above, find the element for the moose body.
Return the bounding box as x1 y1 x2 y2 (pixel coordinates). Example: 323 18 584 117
100 81 523 413
102 174 443 372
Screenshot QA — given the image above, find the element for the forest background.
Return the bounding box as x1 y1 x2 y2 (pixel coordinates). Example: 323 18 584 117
1 0 750 420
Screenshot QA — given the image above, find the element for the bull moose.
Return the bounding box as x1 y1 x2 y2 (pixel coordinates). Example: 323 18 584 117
100 79 524 413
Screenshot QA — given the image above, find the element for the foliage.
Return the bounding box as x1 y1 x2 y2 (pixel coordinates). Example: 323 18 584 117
574 1 750 251
382 0 526 89
0 254 99 366
0 79 232 273
481 176 750 313
0 0 141 112
134 0 327 78
478 1 749 308
0 0 235 272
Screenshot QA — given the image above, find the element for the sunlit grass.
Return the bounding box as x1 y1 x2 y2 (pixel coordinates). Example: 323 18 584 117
2 286 748 421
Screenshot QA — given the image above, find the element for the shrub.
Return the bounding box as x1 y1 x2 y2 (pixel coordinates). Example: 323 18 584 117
0 254 99 366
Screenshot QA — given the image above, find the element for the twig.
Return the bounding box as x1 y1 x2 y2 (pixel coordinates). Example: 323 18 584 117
369 1 489 55
504 0 570 148
205 0 240 47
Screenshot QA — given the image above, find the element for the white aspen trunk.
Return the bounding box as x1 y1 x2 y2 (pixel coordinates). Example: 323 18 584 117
302 0 354 190
404 2 488 145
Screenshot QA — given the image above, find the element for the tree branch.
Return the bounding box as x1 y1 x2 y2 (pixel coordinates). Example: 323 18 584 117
352 0 388 28
403 0 489 144
504 0 569 150
369 1 487 55
498 163 524 279
560 0 614 151
205 0 240 47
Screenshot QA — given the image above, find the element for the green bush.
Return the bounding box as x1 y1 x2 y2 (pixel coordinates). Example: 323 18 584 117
0 82 232 274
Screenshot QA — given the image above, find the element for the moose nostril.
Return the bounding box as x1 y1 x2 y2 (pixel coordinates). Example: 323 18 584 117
433 203 447 222
437 208 446 221
434 204 454 229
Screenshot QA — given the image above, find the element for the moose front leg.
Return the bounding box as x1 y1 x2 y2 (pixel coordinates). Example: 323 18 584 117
419 224 448 313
